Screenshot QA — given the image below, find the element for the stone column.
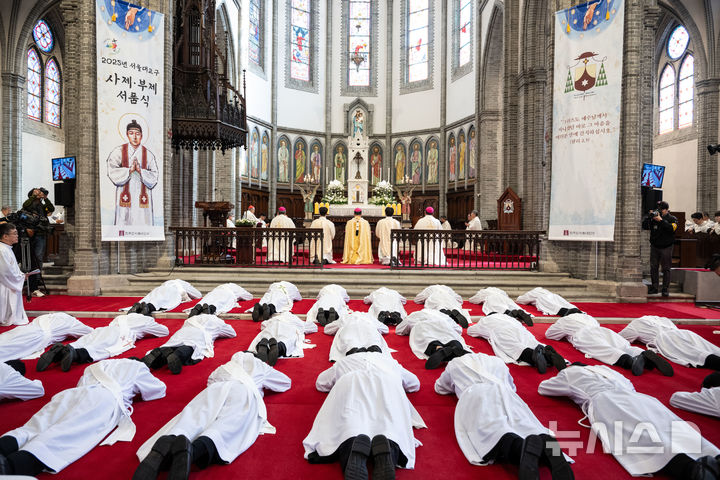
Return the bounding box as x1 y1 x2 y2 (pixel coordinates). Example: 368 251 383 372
1 73 24 207
696 79 720 211
214 147 234 203
269 0 279 216
478 110 501 221
502 0 520 193
438 0 447 217
518 67 547 231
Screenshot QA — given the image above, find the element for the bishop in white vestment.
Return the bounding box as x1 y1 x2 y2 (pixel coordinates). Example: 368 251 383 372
413 207 446 266
309 207 336 264
267 207 295 263
375 206 401 265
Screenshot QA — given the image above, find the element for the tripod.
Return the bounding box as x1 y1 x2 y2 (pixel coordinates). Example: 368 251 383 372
18 235 47 301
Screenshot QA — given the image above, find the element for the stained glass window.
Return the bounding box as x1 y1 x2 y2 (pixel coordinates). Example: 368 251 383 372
249 0 262 67
27 48 42 121
348 0 371 87
33 20 54 53
658 64 674 134
290 0 311 82
458 0 471 67
678 55 694 129
407 0 429 83
45 58 61 127
667 25 689 60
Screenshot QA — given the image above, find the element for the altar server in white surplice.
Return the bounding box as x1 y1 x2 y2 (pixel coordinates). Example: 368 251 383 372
618 315 720 369
134 352 290 480
0 359 166 476
185 283 253 316
125 279 202 315
0 223 28 326
304 351 426 478
413 207 446 266
327 313 392 362
397 309 471 369
414 284 471 328
538 365 720 479
0 313 92 364
545 312 674 377
267 207 295 263
436 353 574 477
516 287 581 316
463 210 483 250
364 286 408 326
306 284 350 326
467 313 567 374
0 361 44 402
376 206 401 266
469 287 534 325
248 312 317 366
141 314 236 374
36 313 169 372
309 206 336 265
670 372 720 418
250 281 302 322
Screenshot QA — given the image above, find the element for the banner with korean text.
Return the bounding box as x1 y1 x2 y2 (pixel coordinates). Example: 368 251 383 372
96 0 165 241
549 0 624 241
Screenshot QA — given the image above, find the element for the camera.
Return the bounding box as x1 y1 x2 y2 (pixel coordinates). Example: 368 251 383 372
650 210 660 218
5 210 45 237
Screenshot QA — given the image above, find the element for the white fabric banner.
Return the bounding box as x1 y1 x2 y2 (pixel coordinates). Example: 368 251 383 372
96 0 165 241
549 0 624 241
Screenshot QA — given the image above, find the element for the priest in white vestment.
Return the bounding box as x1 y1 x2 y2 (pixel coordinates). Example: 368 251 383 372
250 281 302 322
0 313 92 363
469 286 534 325
670 372 720 418
327 313 392 362
463 210 483 250
0 223 28 326
363 287 407 325
0 361 44 402
516 287 581 316
267 207 295 263
375 206 401 266
309 206 336 264
124 279 202 315
414 284 471 327
413 207 446 266
306 284 350 326
395 309 471 369
248 311 317 365
185 283 253 316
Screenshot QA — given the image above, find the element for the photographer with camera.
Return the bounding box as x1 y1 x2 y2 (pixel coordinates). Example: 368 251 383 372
21 188 54 297
642 201 678 296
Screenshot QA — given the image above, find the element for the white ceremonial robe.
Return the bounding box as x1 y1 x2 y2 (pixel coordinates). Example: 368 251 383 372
441 220 452 231
304 352 426 468
364 287 408 321
4 359 166 473
306 284 350 324
70 314 169 361
243 210 260 223
124 279 202 312
0 241 27 326
463 216 483 250
309 216 336 263
516 287 578 315
538 365 720 476
0 313 92 363
328 317 392 362
137 352 291 464
324 311 389 336
248 312 316 358
185 283 253 315
407 313 469 360
435 353 555 465
107 143 159 226
0 362 44 401
469 287 531 317
414 285 471 325
267 214 295 262
670 387 720 418
395 308 462 337
467 314 542 364
155 314 236 361
619 315 720 367
254 281 302 314
546 313 643 365
376 216 401 265
413 215 446 265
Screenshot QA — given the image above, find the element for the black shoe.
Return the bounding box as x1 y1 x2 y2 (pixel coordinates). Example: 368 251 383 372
132 435 176 480
268 338 280 366
642 350 674 376
252 303 263 322
647 287 659 295
377 311 389 324
702 372 720 389
543 345 567 371
451 309 468 329
370 435 395 480
128 302 144 314
36 343 65 371
262 304 273 321
322 259 330 265
518 310 534 327
391 312 402 325
0 452 9 475
425 347 451 369
167 435 192 480
345 435 371 480
518 435 545 480
312 258 321 265
188 305 203 317
631 354 645 376
167 352 183 375
328 308 339 323
541 436 574 480
390 257 399 267
256 339 270 364
143 348 165 369
60 345 76 372
533 345 548 374
207 304 216 315
661 290 670 297
690 456 720 480
317 308 326 325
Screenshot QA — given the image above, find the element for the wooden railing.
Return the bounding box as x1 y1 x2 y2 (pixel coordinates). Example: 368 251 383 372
169 226 324 268
389 229 542 270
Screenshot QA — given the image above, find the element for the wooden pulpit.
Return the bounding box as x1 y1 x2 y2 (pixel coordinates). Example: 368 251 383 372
497 187 521 230
195 201 234 227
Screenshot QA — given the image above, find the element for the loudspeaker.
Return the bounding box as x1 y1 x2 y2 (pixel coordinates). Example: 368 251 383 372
641 186 662 214
54 180 76 207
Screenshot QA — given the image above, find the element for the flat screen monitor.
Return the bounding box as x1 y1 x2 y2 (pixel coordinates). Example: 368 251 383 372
52 156 76 181
641 163 665 188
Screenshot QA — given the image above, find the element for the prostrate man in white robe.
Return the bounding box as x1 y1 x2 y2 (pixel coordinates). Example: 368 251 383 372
395 308 471 369
126 279 202 316
469 286 534 326
304 350 426 480
0 223 29 326
463 210 483 251
36 313 169 372
467 313 567 374
141 314 236 374
413 206 446 266
436 352 575 479
0 312 92 364
364 287 408 326
185 283 253 317
306 284 350 326
538 365 720 480
267 206 295 263
327 313 392 362
516 287 582 317
546 312 673 376
133 352 291 480
0 358 166 476
618 315 720 370
670 372 720 418
310 206 336 265
0 361 44 402
251 281 302 322
376 206 401 266
414 284 471 328
248 311 317 366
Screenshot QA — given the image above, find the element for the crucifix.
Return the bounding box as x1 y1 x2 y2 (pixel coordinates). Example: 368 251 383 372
353 151 363 180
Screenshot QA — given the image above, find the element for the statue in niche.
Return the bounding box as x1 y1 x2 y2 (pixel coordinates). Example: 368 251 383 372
277 139 289 182
410 142 422 184
352 109 364 137
310 143 322 183
334 144 346 184
468 129 477 178
370 145 382 184
458 132 466 180
427 140 438 184
394 144 406 184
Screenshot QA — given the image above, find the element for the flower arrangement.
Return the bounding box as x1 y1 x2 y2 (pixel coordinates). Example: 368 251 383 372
369 180 396 205
235 218 257 227
322 180 348 204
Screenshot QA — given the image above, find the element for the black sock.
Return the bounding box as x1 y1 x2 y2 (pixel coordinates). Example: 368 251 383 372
702 354 720 371
614 354 634 370
484 432 523 465
661 453 697 480
7 450 47 476
191 436 221 469
0 436 18 456
4 360 25 376
74 348 93 364
518 348 535 365
278 342 287 357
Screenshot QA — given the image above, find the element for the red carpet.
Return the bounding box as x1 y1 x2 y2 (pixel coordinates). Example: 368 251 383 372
1 317 720 479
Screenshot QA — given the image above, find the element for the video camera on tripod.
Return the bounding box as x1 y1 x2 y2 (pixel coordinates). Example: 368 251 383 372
5 209 48 299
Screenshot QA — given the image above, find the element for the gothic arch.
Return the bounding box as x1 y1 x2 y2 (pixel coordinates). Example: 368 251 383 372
216 3 237 85
657 1 709 81
11 0 63 74
343 98 374 137
480 2 503 111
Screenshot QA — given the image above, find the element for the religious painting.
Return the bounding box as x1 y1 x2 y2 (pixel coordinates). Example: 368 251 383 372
293 138 307 183
333 142 347 184
277 135 290 183
425 137 439 185
240 140 249 178
250 128 259 179
408 139 423 185
309 140 323 184
368 142 383 185
393 142 406 185
457 130 466 181
468 126 476 178
260 131 269 181
447 133 457 182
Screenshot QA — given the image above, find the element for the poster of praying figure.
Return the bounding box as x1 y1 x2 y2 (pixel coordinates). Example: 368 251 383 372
426 139 439 184
394 143 406 184
458 130 466 181
277 137 290 183
334 143 347 184
250 129 259 179
468 127 476 178
409 141 422 184
310 141 322 183
294 138 307 183
448 135 457 182
260 132 269 181
369 144 382 185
